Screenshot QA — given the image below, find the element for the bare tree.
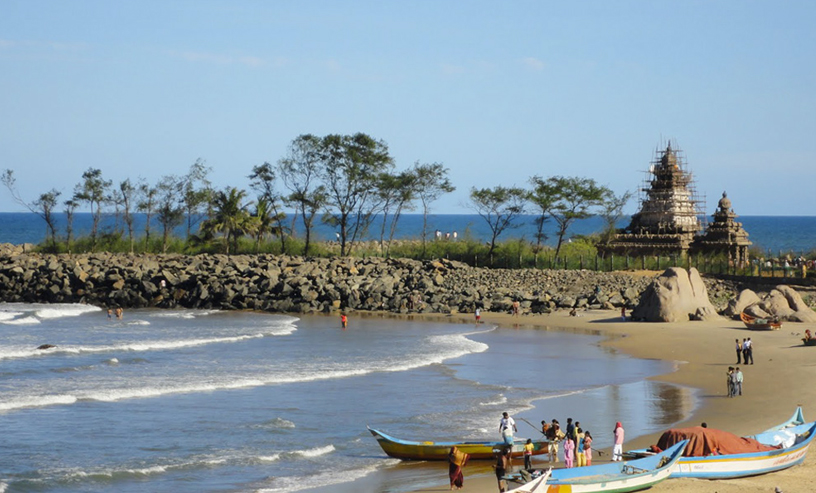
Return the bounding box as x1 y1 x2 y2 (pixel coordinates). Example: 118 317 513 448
412 162 454 257
2 169 61 249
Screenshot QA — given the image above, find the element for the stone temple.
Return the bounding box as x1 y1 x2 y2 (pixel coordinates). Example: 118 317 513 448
602 141 752 259
692 191 752 264
603 142 703 255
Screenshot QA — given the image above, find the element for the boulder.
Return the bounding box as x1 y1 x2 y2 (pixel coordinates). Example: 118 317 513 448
724 289 761 318
743 285 816 323
631 267 722 322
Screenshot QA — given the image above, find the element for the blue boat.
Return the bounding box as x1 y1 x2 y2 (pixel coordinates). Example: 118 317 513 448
627 407 814 479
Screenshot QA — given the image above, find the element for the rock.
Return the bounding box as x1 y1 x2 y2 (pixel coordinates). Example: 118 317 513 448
631 267 723 322
725 289 761 319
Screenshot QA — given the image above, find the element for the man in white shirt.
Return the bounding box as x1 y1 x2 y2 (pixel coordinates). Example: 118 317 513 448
499 412 518 445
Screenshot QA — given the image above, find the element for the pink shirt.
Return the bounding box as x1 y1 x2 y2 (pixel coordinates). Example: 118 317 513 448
614 427 624 445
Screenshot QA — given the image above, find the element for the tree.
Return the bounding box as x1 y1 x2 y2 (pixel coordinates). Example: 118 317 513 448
468 186 527 264
2 169 61 249
73 168 111 252
137 178 158 249
249 162 288 252
545 176 610 258
376 170 416 257
599 189 633 244
412 162 455 257
277 135 326 256
252 196 278 252
201 187 253 254
181 159 212 239
64 199 78 252
319 133 394 256
528 175 558 264
118 179 137 253
155 175 184 253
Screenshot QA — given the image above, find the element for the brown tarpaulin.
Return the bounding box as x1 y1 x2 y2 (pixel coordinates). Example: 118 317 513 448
655 426 780 457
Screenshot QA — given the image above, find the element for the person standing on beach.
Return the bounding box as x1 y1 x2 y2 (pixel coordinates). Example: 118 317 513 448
742 338 749 365
523 438 534 470
475 308 481 324
512 300 520 317
499 412 517 445
341 314 347 329
620 306 626 321
735 338 742 364
727 367 735 397
746 338 754 364
448 446 469 490
612 422 624 461
563 435 575 468
575 427 586 466
565 418 576 461
583 431 593 465
735 367 744 395
546 419 561 462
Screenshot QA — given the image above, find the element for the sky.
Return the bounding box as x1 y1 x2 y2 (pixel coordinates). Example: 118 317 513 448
1 0 814 216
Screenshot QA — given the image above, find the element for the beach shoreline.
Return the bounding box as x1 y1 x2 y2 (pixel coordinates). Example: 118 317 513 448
325 308 816 493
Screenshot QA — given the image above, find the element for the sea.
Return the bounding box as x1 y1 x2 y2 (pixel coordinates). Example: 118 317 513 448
0 304 695 493
1 212 816 256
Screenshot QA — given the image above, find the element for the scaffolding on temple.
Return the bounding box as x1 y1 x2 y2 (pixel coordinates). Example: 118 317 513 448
601 140 706 256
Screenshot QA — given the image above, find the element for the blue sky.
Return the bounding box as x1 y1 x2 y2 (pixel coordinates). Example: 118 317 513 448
1 1 814 215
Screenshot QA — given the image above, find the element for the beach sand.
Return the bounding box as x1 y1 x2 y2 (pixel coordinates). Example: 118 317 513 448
390 309 816 493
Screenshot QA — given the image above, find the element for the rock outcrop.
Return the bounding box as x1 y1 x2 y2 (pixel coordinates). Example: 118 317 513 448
739 285 816 323
631 267 723 322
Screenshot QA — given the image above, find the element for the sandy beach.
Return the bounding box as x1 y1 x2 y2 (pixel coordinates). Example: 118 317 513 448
396 308 816 493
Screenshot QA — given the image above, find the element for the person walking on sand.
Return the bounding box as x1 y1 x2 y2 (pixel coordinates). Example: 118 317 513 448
727 367 736 397
494 447 512 492
499 412 517 445
735 338 742 364
448 446 469 490
612 421 624 461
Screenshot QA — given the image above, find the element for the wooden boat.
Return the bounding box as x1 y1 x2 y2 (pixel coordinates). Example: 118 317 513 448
505 440 687 493
740 311 782 330
626 408 815 479
367 426 548 460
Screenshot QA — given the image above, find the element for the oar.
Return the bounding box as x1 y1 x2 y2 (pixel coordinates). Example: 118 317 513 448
518 417 544 436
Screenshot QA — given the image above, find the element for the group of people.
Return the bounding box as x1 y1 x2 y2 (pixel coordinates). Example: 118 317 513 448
727 366 744 397
448 412 627 492
735 337 754 365
435 230 458 241
106 307 123 319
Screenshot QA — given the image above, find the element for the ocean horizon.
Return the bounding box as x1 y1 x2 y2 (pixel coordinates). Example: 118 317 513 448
1 212 815 257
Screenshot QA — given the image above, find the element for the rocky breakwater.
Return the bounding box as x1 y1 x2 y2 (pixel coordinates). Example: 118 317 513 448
0 248 663 315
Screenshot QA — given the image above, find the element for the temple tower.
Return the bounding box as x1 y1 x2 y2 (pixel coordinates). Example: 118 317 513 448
603 141 704 256
693 191 752 264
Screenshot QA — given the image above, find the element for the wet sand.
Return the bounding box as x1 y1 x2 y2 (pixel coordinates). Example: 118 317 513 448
395 309 816 493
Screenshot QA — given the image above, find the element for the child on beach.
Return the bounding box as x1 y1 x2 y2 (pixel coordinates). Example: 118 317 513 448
612 422 624 461
523 438 534 470
341 314 347 329
475 308 481 323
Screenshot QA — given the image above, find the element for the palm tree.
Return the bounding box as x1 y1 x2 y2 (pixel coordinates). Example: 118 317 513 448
253 196 282 252
201 187 253 254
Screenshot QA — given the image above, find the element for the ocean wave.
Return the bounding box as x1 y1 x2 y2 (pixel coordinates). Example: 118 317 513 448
2 316 40 325
127 320 151 325
255 459 398 493
290 444 335 458
0 311 23 321
35 304 102 319
0 333 275 361
479 394 508 406
0 394 78 411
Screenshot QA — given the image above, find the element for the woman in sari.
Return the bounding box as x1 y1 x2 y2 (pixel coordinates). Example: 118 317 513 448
448 446 469 490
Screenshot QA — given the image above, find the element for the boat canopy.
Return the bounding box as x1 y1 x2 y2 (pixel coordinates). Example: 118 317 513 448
654 426 781 457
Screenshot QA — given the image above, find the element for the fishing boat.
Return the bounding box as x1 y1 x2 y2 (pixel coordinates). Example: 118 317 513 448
740 311 782 330
505 440 687 493
625 408 814 479
367 426 548 460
